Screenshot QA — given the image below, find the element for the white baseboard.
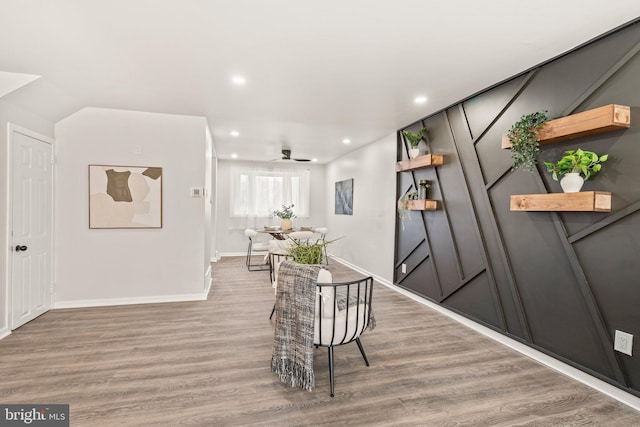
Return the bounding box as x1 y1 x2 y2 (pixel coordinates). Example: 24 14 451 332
218 252 245 258
0 327 10 340
329 255 391 288
54 291 209 309
205 264 212 283
203 277 212 297
204 265 212 297
330 256 640 412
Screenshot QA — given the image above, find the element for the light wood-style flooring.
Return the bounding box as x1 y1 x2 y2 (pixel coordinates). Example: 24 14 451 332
1 256 639 426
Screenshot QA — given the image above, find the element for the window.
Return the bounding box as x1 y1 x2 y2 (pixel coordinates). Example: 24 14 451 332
230 166 310 222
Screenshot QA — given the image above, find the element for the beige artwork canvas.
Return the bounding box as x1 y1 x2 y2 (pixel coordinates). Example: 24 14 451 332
89 165 162 228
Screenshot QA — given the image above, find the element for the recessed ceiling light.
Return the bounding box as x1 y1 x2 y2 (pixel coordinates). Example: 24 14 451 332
343 138 351 144
232 75 246 85
230 130 239 137
414 95 427 104
311 158 318 162
231 153 238 159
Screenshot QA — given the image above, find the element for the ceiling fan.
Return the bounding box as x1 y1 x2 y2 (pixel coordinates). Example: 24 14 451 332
271 149 311 162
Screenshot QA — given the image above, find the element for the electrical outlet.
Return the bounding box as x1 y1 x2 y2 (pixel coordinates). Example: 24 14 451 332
401 263 407 274
614 330 633 356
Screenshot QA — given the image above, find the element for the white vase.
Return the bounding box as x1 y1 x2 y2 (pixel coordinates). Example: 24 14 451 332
409 148 420 159
560 173 584 193
280 218 292 230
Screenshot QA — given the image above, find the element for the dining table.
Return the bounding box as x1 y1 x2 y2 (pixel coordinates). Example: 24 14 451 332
260 227 315 240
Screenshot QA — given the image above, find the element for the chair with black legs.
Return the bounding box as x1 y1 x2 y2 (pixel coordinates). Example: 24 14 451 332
271 262 375 397
244 229 270 271
314 269 374 397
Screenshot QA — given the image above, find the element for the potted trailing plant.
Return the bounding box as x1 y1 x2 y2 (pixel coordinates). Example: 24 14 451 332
273 204 296 230
397 189 418 230
543 148 608 193
402 127 426 159
508 110 548 172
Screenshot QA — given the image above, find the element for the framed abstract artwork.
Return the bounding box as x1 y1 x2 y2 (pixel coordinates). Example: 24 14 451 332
89 165 163 228
335 178 353 215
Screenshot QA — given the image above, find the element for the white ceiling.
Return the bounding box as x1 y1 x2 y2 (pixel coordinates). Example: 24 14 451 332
1 1 639 163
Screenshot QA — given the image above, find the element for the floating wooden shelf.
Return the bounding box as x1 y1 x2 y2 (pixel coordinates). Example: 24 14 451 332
510 191 611 212
396 154 444 172
398 199 438 211
502 104 630 149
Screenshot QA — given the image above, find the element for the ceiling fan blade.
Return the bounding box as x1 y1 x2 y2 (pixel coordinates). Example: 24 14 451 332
292 158 311 162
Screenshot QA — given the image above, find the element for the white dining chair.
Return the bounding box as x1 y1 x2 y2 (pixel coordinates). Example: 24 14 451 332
288 230 314 242
268 239 293 285
244 229 270 271
315 269 374 397
271 261 374 397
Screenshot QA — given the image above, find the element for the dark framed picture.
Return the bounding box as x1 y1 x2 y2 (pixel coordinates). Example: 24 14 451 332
89 164 163 228
335 178 353 215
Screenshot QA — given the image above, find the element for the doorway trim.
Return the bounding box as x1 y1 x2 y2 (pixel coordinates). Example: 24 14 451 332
3 123 55 336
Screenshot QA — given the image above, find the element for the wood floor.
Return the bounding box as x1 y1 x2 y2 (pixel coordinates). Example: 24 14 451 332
1 256 639 426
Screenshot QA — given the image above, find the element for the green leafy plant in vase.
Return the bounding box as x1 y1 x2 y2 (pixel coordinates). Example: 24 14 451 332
402 127 426 159
543 148 608 193
508 110 548 172
273 204 296 230
287 237 342 265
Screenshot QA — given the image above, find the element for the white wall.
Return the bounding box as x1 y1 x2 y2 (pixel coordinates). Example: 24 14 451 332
54 108 209 306
0 99 55 338
210 155 219 262
203 126 213 287
215 159 326 255
325 132 397 282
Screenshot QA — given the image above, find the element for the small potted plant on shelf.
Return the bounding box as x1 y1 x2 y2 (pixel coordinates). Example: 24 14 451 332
543 148 608 193
508 110 548 172
273 204 296 230
402 127 426 159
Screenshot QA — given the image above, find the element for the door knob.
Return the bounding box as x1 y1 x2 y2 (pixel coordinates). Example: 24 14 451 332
15 245 27 252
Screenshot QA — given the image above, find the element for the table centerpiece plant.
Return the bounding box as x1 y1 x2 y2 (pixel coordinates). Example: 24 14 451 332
273 204 296 230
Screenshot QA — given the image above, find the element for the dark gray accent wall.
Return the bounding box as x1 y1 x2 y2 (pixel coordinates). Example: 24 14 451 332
395 21 640 396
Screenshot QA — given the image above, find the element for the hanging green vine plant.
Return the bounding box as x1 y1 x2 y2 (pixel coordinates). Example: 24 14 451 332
397 189 418 230
508 110 549 172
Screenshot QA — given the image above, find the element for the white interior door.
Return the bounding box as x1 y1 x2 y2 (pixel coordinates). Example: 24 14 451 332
10 126 53 330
